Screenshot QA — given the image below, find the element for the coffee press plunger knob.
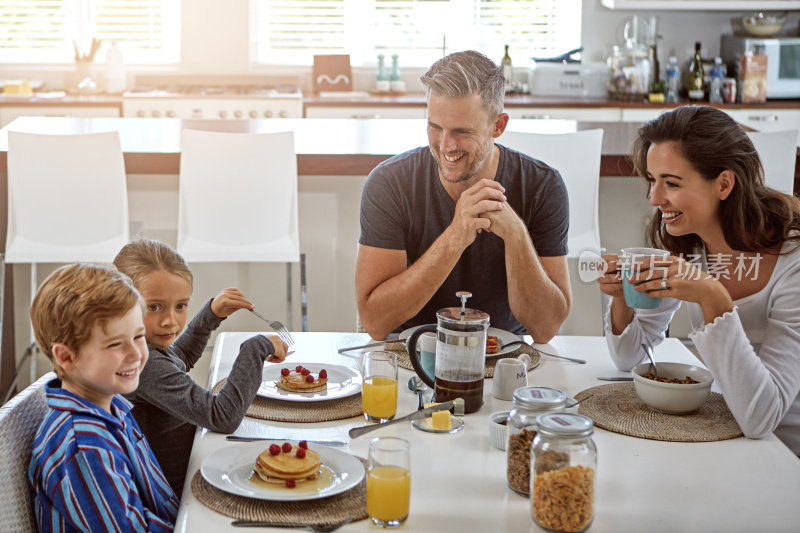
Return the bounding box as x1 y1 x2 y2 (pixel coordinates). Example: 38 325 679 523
455 291 472 318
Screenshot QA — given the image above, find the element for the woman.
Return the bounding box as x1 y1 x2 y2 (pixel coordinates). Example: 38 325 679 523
598 105 800 455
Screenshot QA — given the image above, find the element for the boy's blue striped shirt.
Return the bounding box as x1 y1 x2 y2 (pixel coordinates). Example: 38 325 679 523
28 380 179 532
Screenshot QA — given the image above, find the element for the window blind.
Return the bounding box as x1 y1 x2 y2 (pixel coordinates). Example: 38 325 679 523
0 0 180 64
251 0 582 66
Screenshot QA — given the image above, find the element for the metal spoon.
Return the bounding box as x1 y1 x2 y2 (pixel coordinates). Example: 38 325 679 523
641 342 658 380
564 393 594 409
566 393 594 409
407 376 427 411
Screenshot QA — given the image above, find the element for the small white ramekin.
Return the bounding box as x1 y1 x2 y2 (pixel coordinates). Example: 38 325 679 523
488 410 510 451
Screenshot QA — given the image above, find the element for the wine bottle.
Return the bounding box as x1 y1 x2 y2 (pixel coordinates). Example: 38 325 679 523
501 44 513 87
687 41 704 101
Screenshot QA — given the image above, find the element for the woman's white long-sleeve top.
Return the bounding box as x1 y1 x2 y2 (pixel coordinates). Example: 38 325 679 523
604 240 800 455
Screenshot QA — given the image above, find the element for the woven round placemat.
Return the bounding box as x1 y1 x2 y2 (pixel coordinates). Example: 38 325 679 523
212 380 363 422
574 383 742 442
190 457 368 525
383 341 540 378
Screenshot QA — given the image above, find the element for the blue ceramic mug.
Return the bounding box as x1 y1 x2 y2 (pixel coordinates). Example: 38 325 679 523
405 325 438 388
620 247 670 309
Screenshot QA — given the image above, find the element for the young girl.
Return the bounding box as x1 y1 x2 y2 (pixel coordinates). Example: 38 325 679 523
114 239 288 495
598 106 800 456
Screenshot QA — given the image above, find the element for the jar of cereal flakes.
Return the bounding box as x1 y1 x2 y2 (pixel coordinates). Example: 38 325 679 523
531 412 596 533
506 386 567 495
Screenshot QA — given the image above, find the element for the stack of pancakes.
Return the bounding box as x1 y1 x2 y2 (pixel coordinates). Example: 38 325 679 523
255 445 321 484
276 370 328 393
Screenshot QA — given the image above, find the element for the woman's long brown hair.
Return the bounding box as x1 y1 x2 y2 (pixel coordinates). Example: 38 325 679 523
631 105 800 256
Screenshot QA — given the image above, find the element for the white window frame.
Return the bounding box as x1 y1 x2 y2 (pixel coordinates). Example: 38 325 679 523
0 0 181 64
250 0 582 67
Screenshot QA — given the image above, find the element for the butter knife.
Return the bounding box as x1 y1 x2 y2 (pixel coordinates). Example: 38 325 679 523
226 436 346 446
596 376 634 381
349 401 455 439
337 341 388 353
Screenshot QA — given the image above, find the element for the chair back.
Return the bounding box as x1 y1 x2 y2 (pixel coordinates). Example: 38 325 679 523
500 129 604 257
746 129 799 196
5 131 130 263
0 372 54 532
177 129 300 262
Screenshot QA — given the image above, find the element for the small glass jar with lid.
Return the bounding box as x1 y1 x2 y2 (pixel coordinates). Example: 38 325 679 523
531 413 596 533
506 386 567 495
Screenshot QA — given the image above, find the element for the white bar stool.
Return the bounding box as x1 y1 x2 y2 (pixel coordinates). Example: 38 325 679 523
5 131 129 386
499 129 605 333
746 129 799 196
177 129 306 330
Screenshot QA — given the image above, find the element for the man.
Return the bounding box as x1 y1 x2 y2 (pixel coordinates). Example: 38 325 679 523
356 50 570 342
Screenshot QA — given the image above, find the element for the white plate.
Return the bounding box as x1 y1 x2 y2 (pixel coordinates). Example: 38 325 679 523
200 441 364 501
399 326 522 357
259 362 362 402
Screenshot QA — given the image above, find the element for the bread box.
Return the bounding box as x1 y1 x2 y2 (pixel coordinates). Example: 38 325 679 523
528 62 609 98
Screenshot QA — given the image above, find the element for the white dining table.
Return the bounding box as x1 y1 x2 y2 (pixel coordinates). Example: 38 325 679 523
175 332 800 533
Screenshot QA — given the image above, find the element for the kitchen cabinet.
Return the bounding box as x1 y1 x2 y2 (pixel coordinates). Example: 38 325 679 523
724 109 800 133
620 108 668 123
304 106 426 119
601 0 800 10
621 107 800 136
506 107 622 121
0 105 120 127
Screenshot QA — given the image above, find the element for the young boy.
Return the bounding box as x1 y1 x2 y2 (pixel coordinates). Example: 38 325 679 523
27 264 179 532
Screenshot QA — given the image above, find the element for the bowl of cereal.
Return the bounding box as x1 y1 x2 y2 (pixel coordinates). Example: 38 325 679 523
632 362 713 414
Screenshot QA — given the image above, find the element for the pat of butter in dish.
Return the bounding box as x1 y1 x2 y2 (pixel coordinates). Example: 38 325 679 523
431 410 451 429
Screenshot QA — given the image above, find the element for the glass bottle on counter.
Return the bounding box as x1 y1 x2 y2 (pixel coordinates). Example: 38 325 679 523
531 413 597 533
376 54 387 81
665 56 680 103
687 41 705 101
506 386 568 495
709 57 725 103
104 41 126 94
502 44 513 87
375 54 389 92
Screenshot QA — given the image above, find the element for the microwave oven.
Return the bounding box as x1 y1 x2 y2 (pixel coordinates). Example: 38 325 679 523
721 35 800 99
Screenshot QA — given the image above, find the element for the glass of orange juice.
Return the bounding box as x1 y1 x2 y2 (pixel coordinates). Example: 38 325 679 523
361 351 398 422
367 436 411 528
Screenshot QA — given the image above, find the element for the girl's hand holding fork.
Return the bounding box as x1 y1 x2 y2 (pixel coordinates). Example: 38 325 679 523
211 287 253 318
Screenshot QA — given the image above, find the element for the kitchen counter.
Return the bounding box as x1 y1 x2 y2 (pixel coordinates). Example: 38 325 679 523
0 117 796 186
2 92 798 112
0 94 123 107
0 116 643 177
305 92 800 109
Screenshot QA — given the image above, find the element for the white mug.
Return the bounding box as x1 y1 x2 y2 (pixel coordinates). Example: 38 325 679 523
492 354 530 400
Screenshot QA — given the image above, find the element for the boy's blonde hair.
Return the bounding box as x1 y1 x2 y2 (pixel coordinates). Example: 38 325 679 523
30 263 142 378
113 239 193 289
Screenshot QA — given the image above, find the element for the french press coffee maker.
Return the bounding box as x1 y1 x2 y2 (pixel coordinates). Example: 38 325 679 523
406 291 489 414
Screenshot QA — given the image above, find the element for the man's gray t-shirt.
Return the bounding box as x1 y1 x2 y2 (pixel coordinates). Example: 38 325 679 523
359 144 568 336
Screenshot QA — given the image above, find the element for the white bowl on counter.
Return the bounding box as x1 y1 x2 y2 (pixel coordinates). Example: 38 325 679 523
632 362 714 414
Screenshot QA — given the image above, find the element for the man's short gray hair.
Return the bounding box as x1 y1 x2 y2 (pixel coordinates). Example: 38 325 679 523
420 50 505 118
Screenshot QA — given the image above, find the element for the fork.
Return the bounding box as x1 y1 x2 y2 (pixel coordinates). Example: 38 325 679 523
250 309 295 347
231 516 352 531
